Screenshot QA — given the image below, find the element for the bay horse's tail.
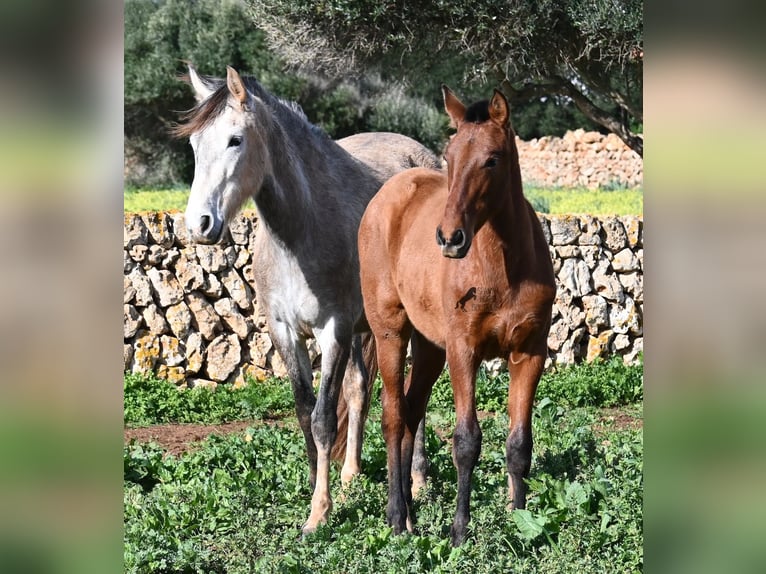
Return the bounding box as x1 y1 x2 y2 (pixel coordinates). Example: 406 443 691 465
331 332 378 461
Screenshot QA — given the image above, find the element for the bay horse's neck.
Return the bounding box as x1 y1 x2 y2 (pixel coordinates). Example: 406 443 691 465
481 141 538 272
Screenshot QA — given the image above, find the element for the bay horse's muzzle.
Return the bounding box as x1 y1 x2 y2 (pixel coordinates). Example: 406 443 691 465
436 225 470 259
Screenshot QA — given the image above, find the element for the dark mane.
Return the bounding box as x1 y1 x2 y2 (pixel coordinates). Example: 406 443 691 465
170 74 326 140
171 85 230 138
463 99 491 123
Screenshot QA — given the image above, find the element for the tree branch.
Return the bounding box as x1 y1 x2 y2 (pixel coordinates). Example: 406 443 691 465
501 76 643 157
555 76 643 157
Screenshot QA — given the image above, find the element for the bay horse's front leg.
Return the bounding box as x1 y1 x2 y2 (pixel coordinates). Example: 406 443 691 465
506 349 546 510
303 320 351 535
446 343 482 546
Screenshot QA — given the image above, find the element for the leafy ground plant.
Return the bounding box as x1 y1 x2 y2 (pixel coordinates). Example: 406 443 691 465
124 360 642 573
124 373 294 427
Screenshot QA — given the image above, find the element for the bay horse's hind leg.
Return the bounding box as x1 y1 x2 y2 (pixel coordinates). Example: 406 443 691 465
340 333 368 485
506 349 546 510
403 332 445 511
375 320 413 535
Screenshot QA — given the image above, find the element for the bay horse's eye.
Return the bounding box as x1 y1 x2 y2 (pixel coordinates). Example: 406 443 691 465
228 136 242 148
484 157 498 168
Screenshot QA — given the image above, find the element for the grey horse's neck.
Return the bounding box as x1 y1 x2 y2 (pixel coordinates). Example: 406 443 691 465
251 105 336 249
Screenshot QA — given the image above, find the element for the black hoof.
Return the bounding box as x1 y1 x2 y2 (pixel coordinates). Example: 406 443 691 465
450 524 467 547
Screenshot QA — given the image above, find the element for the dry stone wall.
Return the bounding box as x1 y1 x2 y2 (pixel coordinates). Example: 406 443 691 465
124 211 643 387
517 129 642 189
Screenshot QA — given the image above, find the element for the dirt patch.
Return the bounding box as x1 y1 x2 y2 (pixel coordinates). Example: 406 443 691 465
594 407 643 435
125 421 256 457
125 407 642 458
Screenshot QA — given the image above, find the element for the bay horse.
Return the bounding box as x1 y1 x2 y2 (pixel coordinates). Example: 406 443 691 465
172 66 439 534
358 86 555 545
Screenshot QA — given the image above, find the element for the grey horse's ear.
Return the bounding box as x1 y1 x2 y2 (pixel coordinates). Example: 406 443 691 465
188 64 215 102
226 66 249 107
442 85 465 129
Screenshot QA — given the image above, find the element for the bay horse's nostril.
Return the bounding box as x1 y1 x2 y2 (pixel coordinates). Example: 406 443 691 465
436 226 446 247
451 229 465 248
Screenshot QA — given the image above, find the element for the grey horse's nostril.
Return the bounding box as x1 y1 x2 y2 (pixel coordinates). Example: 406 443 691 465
451 229 465 247
200 214 213 235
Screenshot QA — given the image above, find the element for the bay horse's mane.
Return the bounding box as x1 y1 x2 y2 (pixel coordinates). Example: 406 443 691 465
170 73 327 140
462 99 492 123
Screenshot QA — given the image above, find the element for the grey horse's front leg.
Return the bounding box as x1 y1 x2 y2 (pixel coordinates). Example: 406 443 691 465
267 319 317 487
303 319 351 534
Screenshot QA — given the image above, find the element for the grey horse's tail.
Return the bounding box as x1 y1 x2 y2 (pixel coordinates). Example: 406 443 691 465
331 332 378 461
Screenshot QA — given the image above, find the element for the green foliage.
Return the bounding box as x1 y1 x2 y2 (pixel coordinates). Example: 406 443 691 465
367 84 450 153
513 97 602 141
124 360 643 572
125 0 291 106
429 357 643 415
526 191 551 214
124 372 294 427
537 357 644 408
124 0 303 187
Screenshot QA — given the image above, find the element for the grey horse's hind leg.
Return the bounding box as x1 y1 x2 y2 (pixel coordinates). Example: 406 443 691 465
341 334 368 484
303 320 351 534
411 418 428 497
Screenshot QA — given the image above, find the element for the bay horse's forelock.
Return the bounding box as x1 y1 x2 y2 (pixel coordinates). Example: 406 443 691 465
178 66 440 537
359 87 556 546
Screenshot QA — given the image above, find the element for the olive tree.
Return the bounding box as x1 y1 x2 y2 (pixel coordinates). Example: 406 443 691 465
248 0 643 155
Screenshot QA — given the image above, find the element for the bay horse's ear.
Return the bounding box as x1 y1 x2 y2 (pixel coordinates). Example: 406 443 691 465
226 66 249 107
489 89 510 127
187 64 214 102
442 84 466 129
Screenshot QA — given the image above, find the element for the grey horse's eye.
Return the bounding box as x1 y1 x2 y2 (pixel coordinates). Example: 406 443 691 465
228 136 242 148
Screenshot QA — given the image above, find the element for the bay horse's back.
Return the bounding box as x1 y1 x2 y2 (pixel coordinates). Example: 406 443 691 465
360 166 446 245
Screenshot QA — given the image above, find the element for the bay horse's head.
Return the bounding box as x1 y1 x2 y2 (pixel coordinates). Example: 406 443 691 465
437 86 515 258
173 66 267 244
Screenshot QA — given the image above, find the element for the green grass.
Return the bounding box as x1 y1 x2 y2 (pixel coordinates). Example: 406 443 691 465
124 187 642 216
124 188 255 213
525 187 643 216
124 360 643 573
123 189 190 213
124 374 294 427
